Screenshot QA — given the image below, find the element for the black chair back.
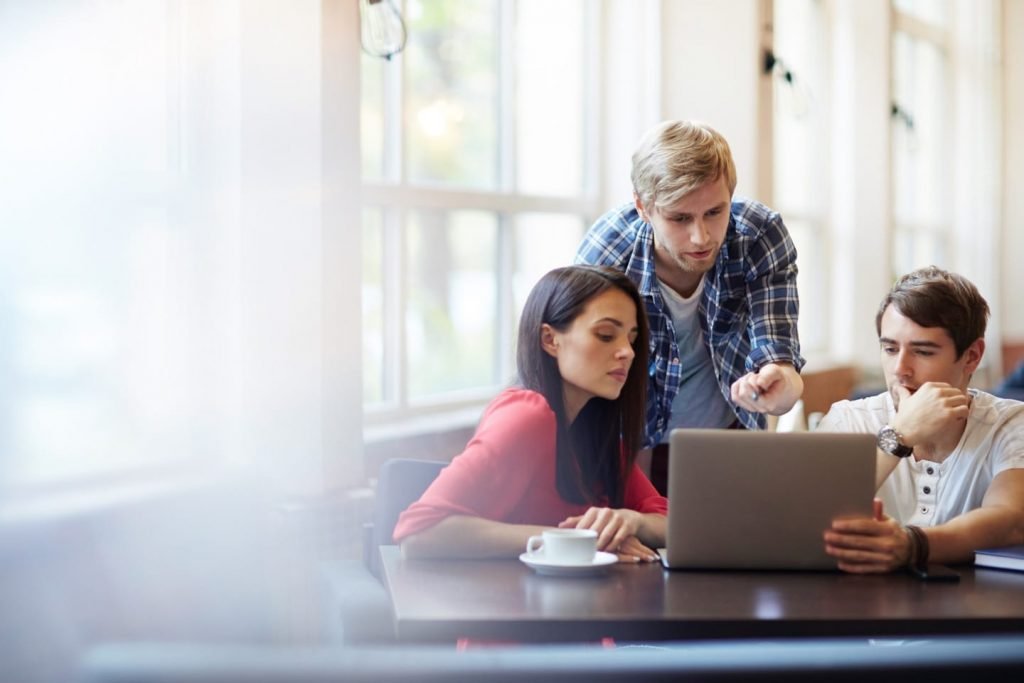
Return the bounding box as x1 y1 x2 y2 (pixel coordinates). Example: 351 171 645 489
363 458 446 578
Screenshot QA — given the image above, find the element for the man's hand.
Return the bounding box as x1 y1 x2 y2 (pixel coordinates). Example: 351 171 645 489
824 499 913 573
891 382 971 446
730 362 803 415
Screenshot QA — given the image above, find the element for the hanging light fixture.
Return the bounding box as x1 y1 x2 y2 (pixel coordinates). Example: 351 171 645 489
360 0 407 61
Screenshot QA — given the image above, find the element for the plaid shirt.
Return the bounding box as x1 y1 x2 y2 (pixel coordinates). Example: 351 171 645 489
575 198 804 447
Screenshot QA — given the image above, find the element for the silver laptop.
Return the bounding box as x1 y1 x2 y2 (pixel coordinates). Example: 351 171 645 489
659 429 876 570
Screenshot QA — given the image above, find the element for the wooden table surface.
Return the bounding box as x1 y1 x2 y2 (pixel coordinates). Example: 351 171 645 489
380 546 1024 643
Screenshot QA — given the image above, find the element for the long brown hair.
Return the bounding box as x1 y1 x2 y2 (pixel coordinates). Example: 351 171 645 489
516 265 649 506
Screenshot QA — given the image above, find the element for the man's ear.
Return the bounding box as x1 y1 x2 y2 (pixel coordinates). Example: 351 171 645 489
540 323 559 358
633 192 649 223
963 337 985 376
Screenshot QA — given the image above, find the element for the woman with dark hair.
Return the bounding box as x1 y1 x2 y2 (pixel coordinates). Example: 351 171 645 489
395 265 667 562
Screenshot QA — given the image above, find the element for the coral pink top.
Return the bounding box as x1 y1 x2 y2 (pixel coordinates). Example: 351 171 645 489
393 388 667 541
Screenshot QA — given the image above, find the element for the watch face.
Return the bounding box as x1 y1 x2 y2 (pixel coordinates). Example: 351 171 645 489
878 425 911 457
879 427 898 452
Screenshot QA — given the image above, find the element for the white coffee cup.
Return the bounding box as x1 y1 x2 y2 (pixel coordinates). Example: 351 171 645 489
525 528 598 565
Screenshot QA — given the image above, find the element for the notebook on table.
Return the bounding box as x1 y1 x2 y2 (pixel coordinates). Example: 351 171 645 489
659 429 876 570
974 545 1024 572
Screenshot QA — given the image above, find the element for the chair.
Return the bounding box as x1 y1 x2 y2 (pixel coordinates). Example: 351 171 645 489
362 458 447 579
327 458 445 644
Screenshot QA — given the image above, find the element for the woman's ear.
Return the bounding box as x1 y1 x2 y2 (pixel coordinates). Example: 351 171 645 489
540 323 559 358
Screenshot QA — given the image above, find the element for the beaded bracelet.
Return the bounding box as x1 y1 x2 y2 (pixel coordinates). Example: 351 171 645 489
904 524 930 573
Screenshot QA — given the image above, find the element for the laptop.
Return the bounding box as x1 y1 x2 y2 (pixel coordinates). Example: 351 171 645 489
659 429 876 570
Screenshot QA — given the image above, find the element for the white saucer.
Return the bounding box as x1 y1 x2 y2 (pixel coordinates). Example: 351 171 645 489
519 551 618 577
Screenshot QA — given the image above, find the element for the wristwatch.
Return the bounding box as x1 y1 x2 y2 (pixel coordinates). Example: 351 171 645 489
877 425 913 458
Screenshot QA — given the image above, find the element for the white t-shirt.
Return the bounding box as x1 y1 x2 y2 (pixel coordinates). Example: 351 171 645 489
658 277 735 441
817 390 1024 527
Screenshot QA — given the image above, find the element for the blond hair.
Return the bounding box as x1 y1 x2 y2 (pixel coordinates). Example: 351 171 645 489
631 120 737 211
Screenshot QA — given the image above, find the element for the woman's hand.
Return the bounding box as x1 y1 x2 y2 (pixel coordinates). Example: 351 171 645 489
558 507 658 561
613 535 660 563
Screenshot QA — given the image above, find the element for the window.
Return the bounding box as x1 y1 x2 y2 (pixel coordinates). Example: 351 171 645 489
0 1 210 492
361 0 600 423
890 0 952 277
0 1 365 500
771 0 830 354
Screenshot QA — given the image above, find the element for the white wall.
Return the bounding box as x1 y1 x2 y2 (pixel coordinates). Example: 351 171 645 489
659 0 768 200
238 0 363 491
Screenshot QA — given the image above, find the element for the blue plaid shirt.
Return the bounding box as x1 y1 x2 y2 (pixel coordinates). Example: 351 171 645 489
575 198 804 447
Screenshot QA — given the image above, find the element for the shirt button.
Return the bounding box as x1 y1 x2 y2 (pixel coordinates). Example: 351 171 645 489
921 506 929 514
923 486 932 495
926 467 935 475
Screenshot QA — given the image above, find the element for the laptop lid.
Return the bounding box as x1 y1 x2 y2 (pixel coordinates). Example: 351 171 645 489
661 429 876 570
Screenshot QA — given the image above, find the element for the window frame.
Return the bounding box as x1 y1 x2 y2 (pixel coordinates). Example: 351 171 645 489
361 0 605 428
889 1 954 280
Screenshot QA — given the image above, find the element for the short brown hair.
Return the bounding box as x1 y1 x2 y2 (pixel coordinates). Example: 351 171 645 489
875 266 989 358
631 120 737 211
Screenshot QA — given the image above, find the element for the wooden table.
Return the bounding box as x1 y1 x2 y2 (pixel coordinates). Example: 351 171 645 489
380 546 1024 643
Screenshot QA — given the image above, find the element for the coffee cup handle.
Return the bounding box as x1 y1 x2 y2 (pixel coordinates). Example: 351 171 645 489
526 535 544 555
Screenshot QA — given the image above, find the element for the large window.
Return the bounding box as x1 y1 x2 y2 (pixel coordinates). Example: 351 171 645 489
0 1 209 491
0 1 364 500
890 0 952 277
771 0 830 355
361 0 600 422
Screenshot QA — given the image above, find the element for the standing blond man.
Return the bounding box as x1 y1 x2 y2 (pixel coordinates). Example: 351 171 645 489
576 120 804 491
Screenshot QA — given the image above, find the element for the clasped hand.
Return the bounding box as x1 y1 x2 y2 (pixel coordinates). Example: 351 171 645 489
559 507 659 563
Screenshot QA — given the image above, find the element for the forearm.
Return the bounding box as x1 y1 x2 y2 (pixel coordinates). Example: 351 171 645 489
400 515 549 560
874 450 900 491
924 505 1024 565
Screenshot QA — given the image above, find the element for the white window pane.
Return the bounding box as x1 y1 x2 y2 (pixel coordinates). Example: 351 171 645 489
512 213 585 316
892 31 949 235
361 54 385 181
406 210 498 399
893 0 950 27
404 0 499 189
362 208 385 405
893 228 946 278
515 0 585 196
785 219 827 353
0 2 217 489
772 0 827 217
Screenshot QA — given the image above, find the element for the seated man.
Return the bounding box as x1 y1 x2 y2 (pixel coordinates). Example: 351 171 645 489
819 266 1024 573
